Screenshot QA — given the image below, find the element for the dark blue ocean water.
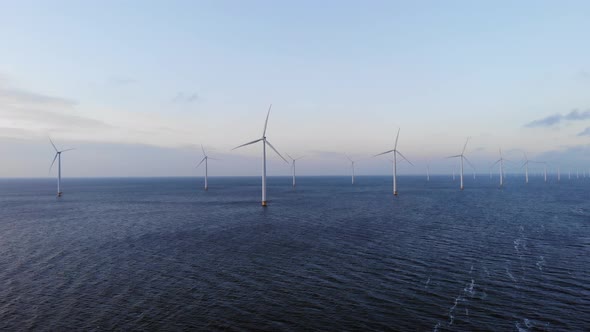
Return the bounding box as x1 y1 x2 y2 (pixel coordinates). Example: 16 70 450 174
0 176 588 331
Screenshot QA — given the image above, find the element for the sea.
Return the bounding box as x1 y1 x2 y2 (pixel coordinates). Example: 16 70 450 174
0 176 588 331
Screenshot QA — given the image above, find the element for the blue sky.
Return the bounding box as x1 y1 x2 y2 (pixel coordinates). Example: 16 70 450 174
1 1 589 177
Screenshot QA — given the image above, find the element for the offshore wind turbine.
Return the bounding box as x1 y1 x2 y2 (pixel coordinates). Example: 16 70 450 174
521 152 532 184
196 145 218 191
426 163 430 182
374 128 413 196
491 148 508 187
543 163 548 183
286 154 304 188
345 155 359 185
232 104 288 206
447 137 474 190
49 137 75 197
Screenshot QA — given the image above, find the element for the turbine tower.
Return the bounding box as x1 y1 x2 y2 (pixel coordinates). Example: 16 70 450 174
232 104 288 206
286 154 304 188
447 137 474 190
49 137 75 197
374 128 413 196
196 145 218 191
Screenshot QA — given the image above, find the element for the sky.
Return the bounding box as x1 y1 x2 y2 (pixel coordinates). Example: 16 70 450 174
0 0 589 177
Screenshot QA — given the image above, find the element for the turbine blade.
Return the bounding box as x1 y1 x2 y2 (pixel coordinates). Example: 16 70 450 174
374 149 395 157
462 137 470 155
394 128 401 150
49 137 58 152
262 104 272 137
208 157 221 161
265 140 288 163
196 157 206 168
49 153 58 173
296 155 305 160
491 159 501 167
463 156 476 170
286 153 294 161
446 155 462 159
345 154 353 162
201 144 206 156
61 148 75 153
396 151 414 166
232 138 263 150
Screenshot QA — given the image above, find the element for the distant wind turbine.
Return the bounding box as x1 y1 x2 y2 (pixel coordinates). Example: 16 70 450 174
447 137 474 190
345 155 359 185
374 128 413 196
286 154 304 188
232 104 288 206
426 163 430 182
196 145 219 191
543 163 548 183
521 152 531 184
49 137 75 197
491 148 508 187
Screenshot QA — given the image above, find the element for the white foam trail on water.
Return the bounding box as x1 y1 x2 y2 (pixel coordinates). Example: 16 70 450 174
425 277 431 289
506 267 516 282
433 322 441 332
536 256 545 271
464 279 475 297
447 294 461 325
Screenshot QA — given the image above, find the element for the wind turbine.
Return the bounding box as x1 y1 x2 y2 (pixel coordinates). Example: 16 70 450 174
543 163 548 182
232 104 288 206
286 154 304 188
447 137 474 190
374 128 413 196
345 155 358 185
49 137 75 197
491 148 508 187
426 163 430 182
196 145 218 191
521 152 531 184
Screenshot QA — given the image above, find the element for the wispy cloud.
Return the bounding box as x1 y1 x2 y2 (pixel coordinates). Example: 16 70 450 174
524 109 590 128
0 83 112 137
172 91 199 103
0 86 76 108
578 127 590 136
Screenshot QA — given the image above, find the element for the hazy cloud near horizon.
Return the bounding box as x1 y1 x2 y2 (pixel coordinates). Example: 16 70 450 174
0 83 113 136
578 127 590 136
524 109 590 128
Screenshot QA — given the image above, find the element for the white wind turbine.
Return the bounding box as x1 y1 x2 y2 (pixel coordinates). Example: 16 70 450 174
543 162 548 182
426 163 430 182
196 145 219 191
286 154 304 188
49 137 75 197
374 128 413 196
491 148 508 187
232 104 288 206
521 152 532 184
447 137 474 190
345 155 359 185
